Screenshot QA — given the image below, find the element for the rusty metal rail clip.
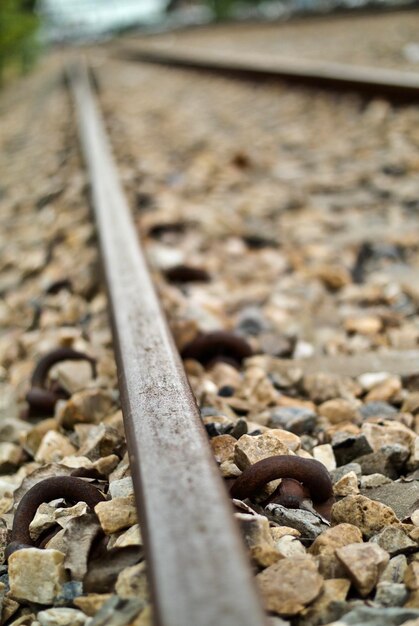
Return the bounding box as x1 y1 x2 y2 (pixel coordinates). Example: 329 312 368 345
230 455 335 521
6 476 105 559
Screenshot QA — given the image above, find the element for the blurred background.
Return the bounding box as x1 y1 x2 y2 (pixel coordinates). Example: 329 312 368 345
0 0 418 85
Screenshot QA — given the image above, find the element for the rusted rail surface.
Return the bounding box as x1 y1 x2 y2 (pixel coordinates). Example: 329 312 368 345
67 61 267 626
120 44 419 102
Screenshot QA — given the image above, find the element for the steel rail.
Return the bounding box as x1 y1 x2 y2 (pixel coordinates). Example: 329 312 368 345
67 61 267 626
120 44 419 102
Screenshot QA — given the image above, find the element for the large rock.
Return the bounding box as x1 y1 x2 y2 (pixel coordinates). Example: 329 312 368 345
369 526 417 556
73 593 113 616
309 524 363 579
256 556 323 615
336 543 389 596
362 422 416 453
35 430 76 463
360 481 419 521
9 548 67 604
332 434 373 467
268 406 317 435
310 525 359 551
357 445 409 479
95 496 137 535
331 495 400 539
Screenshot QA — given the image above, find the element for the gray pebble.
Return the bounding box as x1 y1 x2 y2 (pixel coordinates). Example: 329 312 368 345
369 527 417 556
360 480 419 520
109 477 134 499
332 433 373 466
265 503 328 542
331 463 362 484
357 445 410 479
374 582 408 607
268 406 317 435
360 474 392 489
360 402 398 419
236 307 269 336
54 581 83 605
380 555 408 584
332 606 419 626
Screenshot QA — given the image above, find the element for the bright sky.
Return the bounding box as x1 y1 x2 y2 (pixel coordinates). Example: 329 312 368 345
39 0 167 26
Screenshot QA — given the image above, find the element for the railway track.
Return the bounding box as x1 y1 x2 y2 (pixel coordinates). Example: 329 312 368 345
2 17 419 626
67 61 267 626
119 43 419 102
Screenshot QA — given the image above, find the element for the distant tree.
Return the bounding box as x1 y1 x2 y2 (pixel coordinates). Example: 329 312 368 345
0 0 39 85
207 0 236 19
205 0 263 20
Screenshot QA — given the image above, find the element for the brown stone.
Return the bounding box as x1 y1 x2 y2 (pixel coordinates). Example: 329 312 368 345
234 432 292 471
318 399 359 424
95 496 138 534
365 376 402 403
210 434 236 463
336 542 390 596
115 561 149 600
333 471 359 497
57 389 115 427
20 418 58 457
236 513 281 568
310 524 363 556
8 548 67 603
405 590 419 609
362 421 416 453
405 563 419 590
256 556 323 615
73 594 113 617
301 578 350 624
331 495 400 539
35 431 76 463
344 316 382 335
270 526 301 542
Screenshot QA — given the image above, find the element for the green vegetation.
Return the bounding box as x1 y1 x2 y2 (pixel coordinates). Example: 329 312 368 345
0 0 40 86
206 0 262 20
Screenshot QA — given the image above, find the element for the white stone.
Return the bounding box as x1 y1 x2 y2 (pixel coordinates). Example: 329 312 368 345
109 476 134 499
148 244 184 270
0 442 21 469
312 444 336 471
54 361 94 395
37 608 87 626
358 372 391 391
